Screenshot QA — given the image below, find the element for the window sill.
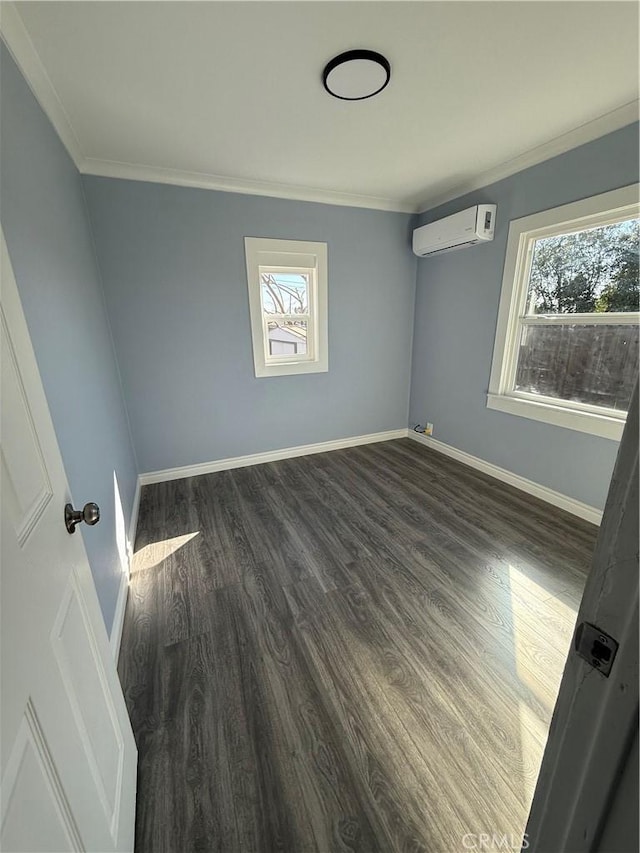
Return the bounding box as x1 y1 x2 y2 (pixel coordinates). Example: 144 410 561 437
486 393 625 441
255 359 328 378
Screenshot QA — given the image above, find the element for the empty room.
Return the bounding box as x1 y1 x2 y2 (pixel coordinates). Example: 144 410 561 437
1 2 638 852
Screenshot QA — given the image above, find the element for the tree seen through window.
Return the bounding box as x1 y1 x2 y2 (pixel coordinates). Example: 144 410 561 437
527 219 639 314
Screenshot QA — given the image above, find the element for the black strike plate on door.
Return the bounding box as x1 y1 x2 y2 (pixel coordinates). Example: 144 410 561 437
575 622 619 677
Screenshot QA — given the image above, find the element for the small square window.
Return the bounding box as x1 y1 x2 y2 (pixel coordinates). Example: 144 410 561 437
244 238 328 377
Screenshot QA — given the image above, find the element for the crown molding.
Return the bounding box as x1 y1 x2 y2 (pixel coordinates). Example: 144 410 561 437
86 99 638 214
1 0 410 213
3 0 636 216
1 1 411 213
0 2 84 168
416 100 640 214
79 157 415 213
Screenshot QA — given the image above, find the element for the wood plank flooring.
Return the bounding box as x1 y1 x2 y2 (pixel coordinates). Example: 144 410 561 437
118 439 597 853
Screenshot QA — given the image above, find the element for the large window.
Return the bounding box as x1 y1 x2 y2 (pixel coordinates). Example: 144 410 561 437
244 237 328 377
488 185 639 440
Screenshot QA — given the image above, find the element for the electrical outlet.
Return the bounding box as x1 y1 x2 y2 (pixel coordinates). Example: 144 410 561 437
424 422 434 436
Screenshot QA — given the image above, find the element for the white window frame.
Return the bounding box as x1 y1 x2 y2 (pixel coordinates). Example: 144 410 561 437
487 184 639 441
244 237 328 378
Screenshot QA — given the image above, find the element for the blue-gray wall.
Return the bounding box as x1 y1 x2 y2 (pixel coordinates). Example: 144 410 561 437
0 44 138 634
82 177 417 474
409 123 639 511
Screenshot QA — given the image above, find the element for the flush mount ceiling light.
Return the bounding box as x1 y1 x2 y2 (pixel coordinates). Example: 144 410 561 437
322 50 391 101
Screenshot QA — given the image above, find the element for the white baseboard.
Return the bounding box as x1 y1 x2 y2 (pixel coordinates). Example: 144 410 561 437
138 429 407 486
407 430 602 526
109 569 129 662
127 478 141 561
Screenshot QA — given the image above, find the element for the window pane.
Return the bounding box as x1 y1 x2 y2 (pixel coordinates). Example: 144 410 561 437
261 271 309 315
267 320 308 357
515 324 639 411
526 219 639 315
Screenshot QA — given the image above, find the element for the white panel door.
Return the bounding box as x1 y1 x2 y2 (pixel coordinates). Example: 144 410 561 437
0 227 137 852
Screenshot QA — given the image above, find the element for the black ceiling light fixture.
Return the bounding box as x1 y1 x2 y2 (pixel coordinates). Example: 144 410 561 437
322 49 391 101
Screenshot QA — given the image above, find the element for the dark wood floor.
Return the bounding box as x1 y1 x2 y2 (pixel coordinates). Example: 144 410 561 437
118 438 597 853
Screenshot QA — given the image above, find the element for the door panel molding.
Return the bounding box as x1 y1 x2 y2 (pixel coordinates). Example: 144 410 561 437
1 699 84 852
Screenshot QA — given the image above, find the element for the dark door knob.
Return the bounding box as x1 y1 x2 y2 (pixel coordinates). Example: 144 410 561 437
65 502 100 534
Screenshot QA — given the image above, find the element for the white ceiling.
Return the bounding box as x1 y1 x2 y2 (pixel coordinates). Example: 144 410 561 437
4 1 639 212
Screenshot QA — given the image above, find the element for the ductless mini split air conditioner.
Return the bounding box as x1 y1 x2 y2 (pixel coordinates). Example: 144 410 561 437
412 204 497 257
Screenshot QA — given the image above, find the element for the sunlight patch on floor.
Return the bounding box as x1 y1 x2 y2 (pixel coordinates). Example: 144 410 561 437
507 563 581 809
517 700 550 805
544 592 579 624
132 532 199 572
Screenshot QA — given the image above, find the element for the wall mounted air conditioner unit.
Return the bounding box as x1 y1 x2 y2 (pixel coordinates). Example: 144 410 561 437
412 204 497 257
